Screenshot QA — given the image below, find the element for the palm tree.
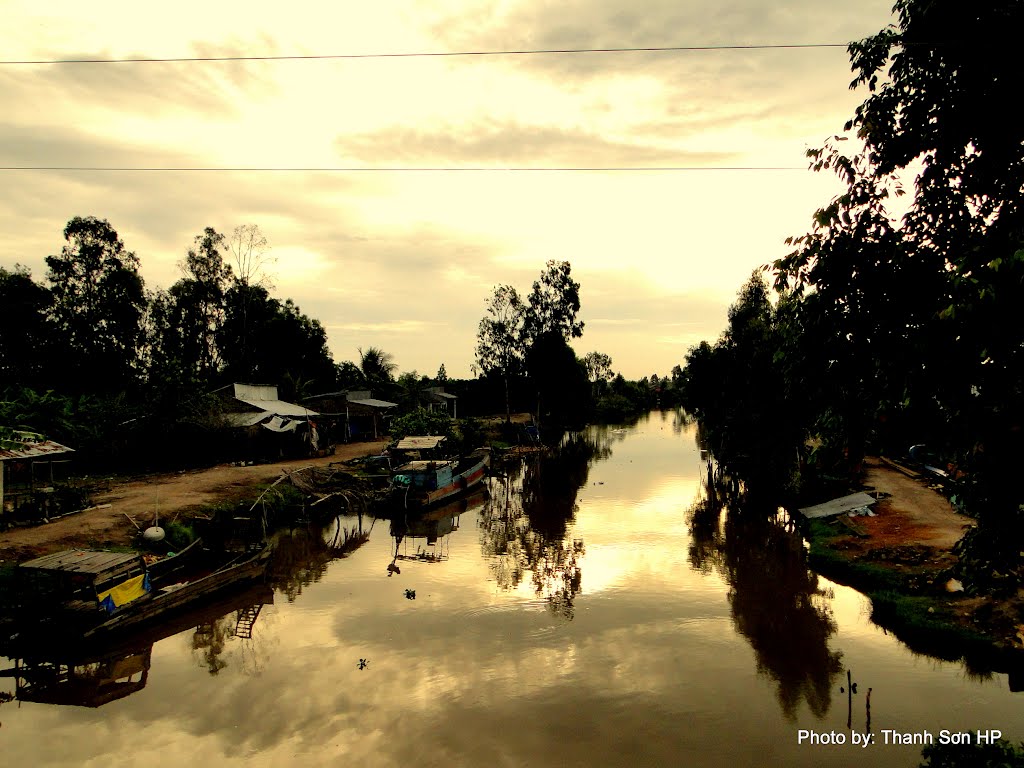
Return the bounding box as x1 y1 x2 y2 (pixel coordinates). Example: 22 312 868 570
358 347 397 393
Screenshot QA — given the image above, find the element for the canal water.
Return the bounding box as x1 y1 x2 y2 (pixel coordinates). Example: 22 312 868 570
2 412 1022 767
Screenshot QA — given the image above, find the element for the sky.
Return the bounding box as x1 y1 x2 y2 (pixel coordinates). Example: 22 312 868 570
0 0 897 380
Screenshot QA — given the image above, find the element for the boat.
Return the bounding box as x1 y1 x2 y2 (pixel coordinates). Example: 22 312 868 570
7 541 272 646
0 579 275 707
389 446 490 509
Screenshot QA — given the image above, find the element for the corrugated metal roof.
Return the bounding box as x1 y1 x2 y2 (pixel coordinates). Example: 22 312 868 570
0 438 74 461
798 492 876 519
349 398 397 409
229 383 317 418
234 399 317 417
226 411 273 428
396 436 447 450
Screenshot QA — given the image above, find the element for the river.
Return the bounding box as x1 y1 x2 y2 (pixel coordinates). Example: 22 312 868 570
2 411 1021 767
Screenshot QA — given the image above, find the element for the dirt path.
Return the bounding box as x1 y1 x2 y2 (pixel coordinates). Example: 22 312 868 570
858 456 974 549
0 439 388 563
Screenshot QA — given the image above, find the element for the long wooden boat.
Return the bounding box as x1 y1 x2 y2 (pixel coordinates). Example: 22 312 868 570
389 448 490 509
8 542 272 646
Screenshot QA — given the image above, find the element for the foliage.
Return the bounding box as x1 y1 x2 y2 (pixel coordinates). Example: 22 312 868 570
0 265 53 389
357 346 397 395
387 408 453 442
163 521 197 551
219 285 336 389
679 271 803 496
920 739 1024 768
525 331 591 430
45 216 146 393
521 260 584 344
475 284 526 422
582 351 613 386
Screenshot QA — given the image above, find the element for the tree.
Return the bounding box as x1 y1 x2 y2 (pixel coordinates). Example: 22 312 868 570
45 216 146 393
227 224 273 288
219 285 335 390
336 361 364 390
435 363 448 383
582 352 613 390
526 331 590 430
0 266 53 389
357 347 397 395
770 0 1024 586
522 260 584 344
177 227 232 377
475 284 526 423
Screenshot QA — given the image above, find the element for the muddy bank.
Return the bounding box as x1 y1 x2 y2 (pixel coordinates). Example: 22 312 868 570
804 457 1024 672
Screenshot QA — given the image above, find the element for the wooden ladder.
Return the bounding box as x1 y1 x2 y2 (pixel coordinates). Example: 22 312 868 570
233 604 263 639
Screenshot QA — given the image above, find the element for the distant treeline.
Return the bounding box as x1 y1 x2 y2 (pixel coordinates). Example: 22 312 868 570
0 226 678 471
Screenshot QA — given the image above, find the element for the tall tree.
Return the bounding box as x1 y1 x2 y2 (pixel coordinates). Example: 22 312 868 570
219 285 335 390
357 346 397 395
769 0 1024 585
0 266 53 389
475 284 526 423
522 260 584 344
45 216 146 393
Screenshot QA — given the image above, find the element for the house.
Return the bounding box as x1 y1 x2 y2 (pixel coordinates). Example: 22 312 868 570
425 387 458 418
303 390 398 441
0 430 74 524
214 383 325 459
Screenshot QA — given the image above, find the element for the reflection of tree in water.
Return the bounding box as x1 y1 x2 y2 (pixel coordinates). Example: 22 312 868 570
688 461 843 719
267 515 371 602
480 433 604 619
192 614 234 675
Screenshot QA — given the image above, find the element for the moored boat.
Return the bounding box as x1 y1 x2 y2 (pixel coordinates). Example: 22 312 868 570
7 542 272 647
389 447 490 509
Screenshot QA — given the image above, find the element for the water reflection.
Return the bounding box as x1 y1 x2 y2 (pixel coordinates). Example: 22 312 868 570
268 514 371 601
688 461 843 719
386 490 486 573
2 646 151 708
480 433 603 619
1 579 275 706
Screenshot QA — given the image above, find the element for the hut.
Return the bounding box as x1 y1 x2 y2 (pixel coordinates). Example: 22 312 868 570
0 430 74 525
214 383 324 460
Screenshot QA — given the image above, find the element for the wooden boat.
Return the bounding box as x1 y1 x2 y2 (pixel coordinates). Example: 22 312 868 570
1 579 275 706
389 448 490 509
9 542 272 645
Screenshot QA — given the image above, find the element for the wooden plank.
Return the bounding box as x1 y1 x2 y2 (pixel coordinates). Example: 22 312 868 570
20 550 141 576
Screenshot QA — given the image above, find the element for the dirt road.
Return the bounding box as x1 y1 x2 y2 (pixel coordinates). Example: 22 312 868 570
859 456 974 549
0 439 388 563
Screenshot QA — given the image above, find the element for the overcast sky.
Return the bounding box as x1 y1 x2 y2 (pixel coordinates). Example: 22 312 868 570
0 0 896 380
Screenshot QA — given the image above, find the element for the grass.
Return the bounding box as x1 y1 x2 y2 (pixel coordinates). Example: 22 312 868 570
803 517 1000 666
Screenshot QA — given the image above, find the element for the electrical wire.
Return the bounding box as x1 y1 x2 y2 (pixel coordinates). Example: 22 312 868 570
0 42 863 66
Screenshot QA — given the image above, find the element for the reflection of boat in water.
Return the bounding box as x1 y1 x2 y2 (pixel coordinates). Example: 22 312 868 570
1 645 152 708
389 443 490 509
8 541 272 648
386 489 487 571
0 579 274 708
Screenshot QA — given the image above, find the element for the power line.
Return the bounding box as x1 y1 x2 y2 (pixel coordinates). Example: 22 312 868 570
0 165 807 172
0 43 857 66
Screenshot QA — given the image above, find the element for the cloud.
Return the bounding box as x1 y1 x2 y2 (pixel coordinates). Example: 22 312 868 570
336 120 738 167
0 39 279 119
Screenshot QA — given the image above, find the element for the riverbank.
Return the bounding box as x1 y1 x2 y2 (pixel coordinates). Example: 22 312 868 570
803 456 1024 673
0 439 389 564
